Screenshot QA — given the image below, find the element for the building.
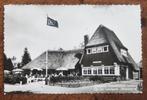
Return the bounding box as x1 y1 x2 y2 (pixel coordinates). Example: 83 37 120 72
80 25 139 80
138 60 142 79
22 25 139 80
22 49 83 76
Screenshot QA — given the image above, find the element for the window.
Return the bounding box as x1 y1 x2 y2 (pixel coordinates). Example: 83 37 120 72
83 69 87 75
103 46 108 52
102 45 109 52
104 47 107 51
92 48 97 53
93 69 97 75
121 49 127 57
98 68 102 74
88 69 91 74
87 45 109 54
97 47 103 53
87 48 91 54
104 67 109 74
110 67 115 74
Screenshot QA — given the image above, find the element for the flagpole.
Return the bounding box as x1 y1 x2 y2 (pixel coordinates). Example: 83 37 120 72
45 50 48 77
45 15 58 77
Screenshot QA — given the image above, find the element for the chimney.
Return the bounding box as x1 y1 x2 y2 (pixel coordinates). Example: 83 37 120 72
84 35 89 46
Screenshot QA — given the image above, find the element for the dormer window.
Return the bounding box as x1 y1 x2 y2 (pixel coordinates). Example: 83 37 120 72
97 47 103 53
92 47 97 53
121 49 127 57
87 48 92 54
103 46 108 52
86 45 109 54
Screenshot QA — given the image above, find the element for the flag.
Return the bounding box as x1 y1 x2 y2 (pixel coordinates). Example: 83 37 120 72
47 16 58 28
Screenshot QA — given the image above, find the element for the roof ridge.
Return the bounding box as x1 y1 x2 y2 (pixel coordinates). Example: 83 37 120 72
86 24 109 47
46 49 83 53
99 24 113 31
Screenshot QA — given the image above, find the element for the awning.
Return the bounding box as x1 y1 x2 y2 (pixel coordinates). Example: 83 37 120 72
31 68 43 71
56 67 68 71
12 69 23 72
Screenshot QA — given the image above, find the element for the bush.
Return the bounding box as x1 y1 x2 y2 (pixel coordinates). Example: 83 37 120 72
49 76 117 84
50 76 85 83
89 76 117 83
4 74 27 84
137 82 143 91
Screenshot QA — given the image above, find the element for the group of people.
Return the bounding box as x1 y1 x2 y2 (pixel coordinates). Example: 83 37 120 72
45 72 64 85
24 72 64 85
25 74 44 84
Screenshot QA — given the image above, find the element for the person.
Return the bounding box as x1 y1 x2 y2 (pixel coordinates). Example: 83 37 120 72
50 74 55 85
45 76 48 85
25 74 29 84
48 75 51 85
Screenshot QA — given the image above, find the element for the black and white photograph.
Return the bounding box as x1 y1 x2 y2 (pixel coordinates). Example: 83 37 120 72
4 5 142 94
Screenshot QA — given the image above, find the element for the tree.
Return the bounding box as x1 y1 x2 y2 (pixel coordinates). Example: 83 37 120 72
17 62 22 68
7 58 14 71
4 53 7 69
21 48 31 67
4 53 14 71
58 48 63 51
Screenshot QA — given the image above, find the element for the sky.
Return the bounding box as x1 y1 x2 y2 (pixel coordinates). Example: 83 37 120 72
4 5 141 63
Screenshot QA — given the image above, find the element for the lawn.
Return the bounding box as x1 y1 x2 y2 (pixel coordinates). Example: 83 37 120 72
4 80 142 94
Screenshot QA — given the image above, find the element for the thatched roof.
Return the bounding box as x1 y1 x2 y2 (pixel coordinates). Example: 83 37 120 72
86 25 108 47
86 25 127 49
137 60 142 68
81 25 139 71
22 49 83 70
